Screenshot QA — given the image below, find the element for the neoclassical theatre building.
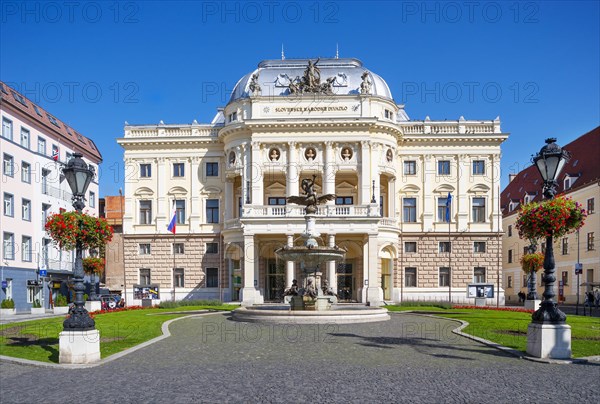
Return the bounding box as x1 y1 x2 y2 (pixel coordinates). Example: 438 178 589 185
118 57 508 306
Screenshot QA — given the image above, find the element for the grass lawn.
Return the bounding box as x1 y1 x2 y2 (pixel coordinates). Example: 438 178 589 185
387 305 600 358
0 305 233 363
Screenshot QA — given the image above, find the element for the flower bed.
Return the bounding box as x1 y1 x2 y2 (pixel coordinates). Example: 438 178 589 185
452 305 534 313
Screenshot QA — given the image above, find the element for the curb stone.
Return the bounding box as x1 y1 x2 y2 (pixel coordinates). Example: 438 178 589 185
396 311 598 365
0 310 220 369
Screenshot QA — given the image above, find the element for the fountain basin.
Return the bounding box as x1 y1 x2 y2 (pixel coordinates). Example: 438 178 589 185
232 304 390 324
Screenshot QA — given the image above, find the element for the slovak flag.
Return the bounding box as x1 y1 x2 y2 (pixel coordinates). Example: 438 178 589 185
445 192 452 222
167 202 177 234
52 147 59 161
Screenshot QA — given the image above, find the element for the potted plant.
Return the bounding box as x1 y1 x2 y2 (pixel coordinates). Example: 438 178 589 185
516 196 587 240
53 294 70 314
45 210 114 251
31 299 45 315
0 298 15 316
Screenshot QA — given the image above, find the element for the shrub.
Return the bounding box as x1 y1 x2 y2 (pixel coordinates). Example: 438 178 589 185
395 301 453 309
55 295 68 307
158 299 224 309
1 298 15 309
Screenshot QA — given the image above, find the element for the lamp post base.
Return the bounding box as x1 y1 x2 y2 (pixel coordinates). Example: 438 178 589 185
526 323 571 359
59 329 101 364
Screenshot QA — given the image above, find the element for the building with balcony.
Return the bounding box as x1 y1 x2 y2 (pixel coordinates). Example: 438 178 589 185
0 81 102 312
118 57 507 306
501 127 599 304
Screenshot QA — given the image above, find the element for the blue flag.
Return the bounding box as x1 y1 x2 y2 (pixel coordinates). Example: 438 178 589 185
445 193 452 222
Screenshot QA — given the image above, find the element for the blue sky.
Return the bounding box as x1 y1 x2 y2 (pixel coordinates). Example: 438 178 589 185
1 1 598 197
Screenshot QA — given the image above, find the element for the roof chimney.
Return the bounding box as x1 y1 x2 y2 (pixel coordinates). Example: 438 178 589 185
509 174 517 183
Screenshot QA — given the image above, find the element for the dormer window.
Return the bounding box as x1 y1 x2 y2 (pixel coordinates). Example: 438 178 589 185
523 193 535 204
509 201 519 212
384 109 393 120
228 112 237 122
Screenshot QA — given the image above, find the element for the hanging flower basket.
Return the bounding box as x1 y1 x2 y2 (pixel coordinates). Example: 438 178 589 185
520 252 544 273
83 257 105 275
45 211 114 251
515 196 586 240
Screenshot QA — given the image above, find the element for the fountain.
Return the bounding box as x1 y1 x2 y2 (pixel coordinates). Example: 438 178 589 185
232 176 390 324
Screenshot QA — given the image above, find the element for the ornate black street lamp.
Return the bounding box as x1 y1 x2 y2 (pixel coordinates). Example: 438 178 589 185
531 138 570 324
62 152 96 331
526 240 538 301
88 248 99 301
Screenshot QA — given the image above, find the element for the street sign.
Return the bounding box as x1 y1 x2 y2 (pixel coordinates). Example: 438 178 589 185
575 263 582 275
39 269 47 277
1 280 7 288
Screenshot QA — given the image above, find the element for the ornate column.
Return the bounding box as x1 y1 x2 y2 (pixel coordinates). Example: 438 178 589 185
251 141 264 206
327 234 337 293
241 234 262 305
190 156 201 227
287 142 299 197
359 140 371 205
285 234 295 288
422 154 435 230
366 234 384 306
241 143 250 205
457 154 469 230
156 157 167 229
224 178 234 221
323 141 335 203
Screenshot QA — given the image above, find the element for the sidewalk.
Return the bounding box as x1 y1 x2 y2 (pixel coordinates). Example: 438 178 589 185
0 311 66 325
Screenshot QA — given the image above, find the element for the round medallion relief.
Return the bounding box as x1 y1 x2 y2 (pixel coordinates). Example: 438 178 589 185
341 147 353 161
228 151 236 165
304 147 317 161
269 148 281 161
386 149 394 162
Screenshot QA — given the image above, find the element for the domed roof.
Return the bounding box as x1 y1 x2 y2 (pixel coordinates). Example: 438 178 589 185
229 58 393 103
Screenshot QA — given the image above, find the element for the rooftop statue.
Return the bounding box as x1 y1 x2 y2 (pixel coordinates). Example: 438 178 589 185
286 59 336 95
360 71 372 95
248 73 261 96
287 174 335 214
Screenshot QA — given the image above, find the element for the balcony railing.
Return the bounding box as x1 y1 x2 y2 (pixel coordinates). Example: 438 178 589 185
42 184 72 202
240 204 376 218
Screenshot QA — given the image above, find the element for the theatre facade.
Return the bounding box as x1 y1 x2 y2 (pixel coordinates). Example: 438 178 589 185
117 57 508 306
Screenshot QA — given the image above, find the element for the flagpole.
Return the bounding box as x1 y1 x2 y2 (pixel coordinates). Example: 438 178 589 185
448 202 452 305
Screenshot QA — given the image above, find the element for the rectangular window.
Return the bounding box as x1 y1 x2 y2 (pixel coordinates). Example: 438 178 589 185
541 242 546 254
335 196 353 205
404 242 417 253
472 198 486 223
268 197 287 205
508 225 512 237
523 246 529 256
46 113 60 127
405 267 417 287
508 249 513 263
523 275 527 288
22 236 32 262
438 160 450 175
474 242 486 253
562 238 568 255
439 267 450 287
139 200 152 224
173 163 185 177
139 244 151 255
38 137 46 155
4 193 14 217
21 162 31 183
206 267 219 287
206 162 219 177
507 276 512 288
403 160 416 175
3 154 14 177
206 242 219 254
437 197 449 223
140 164 151 178
3 232 14 260
472 160 485 175
403 198 417 223
206 199 219 223
2 118 13 140
474 267 486 283
439 242 451 253
139 269 151 285
27 286 42 304
22 199 31 221
587 232 595 251
173 268 184 288
174 200 186 224
42 204 50 230
588 198 595 214
89 191 96 208
20 128 30 149
562 271 568 286
173 243 185 255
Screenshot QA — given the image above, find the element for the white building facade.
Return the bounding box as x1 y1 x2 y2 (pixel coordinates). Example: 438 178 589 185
118 58 507 306
1 81 102 312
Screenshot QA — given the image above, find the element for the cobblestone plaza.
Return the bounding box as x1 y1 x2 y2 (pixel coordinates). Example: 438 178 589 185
1 313 597 403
